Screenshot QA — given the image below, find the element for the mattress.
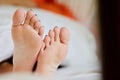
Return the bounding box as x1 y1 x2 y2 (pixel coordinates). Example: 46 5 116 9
0 5 101 80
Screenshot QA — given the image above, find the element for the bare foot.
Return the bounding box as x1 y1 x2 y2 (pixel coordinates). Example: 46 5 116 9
12 9 44 72
35 27 70 76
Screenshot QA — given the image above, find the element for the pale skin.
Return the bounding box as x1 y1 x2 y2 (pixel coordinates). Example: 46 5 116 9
12 9 70 77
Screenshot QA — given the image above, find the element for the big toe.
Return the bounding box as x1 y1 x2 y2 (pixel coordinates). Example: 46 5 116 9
12 9 25 27
60 27 70 45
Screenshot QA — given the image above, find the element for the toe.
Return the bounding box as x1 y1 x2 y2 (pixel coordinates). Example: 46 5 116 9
48 30 55 43
53 26 60 41
44 35 50 47
38 42 45 54
12 9 25 27
34 21 41 32
40 42 45 54
29 14 38 27
60 27 70 45
24 10 34 25
38 26 44 37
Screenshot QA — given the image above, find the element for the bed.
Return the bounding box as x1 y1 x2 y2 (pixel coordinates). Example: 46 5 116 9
0 5 101 80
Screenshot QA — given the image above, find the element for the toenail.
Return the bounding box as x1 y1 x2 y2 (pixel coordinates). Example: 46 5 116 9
35 14 37 16
55 26 58 28
30 9 33 11
38 20 41 22
49 29 52 32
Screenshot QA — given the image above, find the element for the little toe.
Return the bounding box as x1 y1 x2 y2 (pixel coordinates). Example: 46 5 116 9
60 27 70 45
44 35 50 47
24 10 34 25
48 30 55 43
12 9 25 27
53 26 60 41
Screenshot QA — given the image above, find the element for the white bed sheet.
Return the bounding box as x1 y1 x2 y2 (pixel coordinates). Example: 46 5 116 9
0 73 101 80
0 5 101 80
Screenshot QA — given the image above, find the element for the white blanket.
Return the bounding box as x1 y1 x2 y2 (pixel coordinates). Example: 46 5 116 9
0 5 101 79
